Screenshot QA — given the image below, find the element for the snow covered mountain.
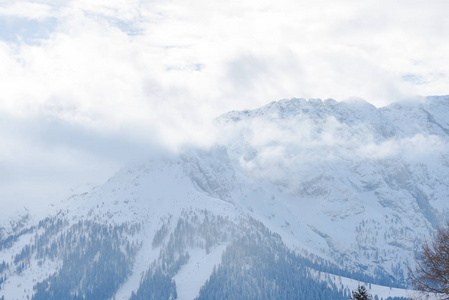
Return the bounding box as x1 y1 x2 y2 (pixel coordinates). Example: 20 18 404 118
218 96 449 270
1 95 449 300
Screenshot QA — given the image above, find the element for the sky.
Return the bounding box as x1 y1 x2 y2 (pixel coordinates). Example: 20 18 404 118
0 0 448 214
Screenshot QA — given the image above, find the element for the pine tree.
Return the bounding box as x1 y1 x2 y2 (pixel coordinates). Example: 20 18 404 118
350 285 372 300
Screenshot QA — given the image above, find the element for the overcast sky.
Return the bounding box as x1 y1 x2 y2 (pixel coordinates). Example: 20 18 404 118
0 0 448 214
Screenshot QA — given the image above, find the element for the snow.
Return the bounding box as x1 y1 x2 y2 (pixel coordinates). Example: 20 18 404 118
0 251 61 300
114 224 162 300
218 96 449 276
325 271 441 300
174 244 228 300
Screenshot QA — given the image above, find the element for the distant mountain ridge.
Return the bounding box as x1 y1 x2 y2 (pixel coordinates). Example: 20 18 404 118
1 95 449 299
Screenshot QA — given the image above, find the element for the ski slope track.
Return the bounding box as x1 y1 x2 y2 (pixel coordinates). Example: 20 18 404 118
1 96 449 299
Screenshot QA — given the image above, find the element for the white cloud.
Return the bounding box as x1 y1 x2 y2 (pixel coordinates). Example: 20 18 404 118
220 111 448 194
0 0 448 210
0 2 54 20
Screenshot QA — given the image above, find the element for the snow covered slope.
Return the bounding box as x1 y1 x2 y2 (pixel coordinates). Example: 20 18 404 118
1 96 449 299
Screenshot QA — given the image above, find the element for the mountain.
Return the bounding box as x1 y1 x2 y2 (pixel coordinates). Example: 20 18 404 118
1 95 449 300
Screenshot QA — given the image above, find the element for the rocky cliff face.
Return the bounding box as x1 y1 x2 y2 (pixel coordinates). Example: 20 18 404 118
218 95 449 276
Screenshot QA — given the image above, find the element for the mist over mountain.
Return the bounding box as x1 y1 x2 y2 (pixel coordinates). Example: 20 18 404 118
1 96 449 300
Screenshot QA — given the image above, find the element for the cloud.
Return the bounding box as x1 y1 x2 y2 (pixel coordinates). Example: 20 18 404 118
0 0 448 211
219 110 448 195
356 134 446 161
0 2 55 20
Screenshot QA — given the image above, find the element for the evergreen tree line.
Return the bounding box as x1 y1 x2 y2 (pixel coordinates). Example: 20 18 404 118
0 208 413 299
31 220 141 300
196 231 348 300
129 268 177 300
